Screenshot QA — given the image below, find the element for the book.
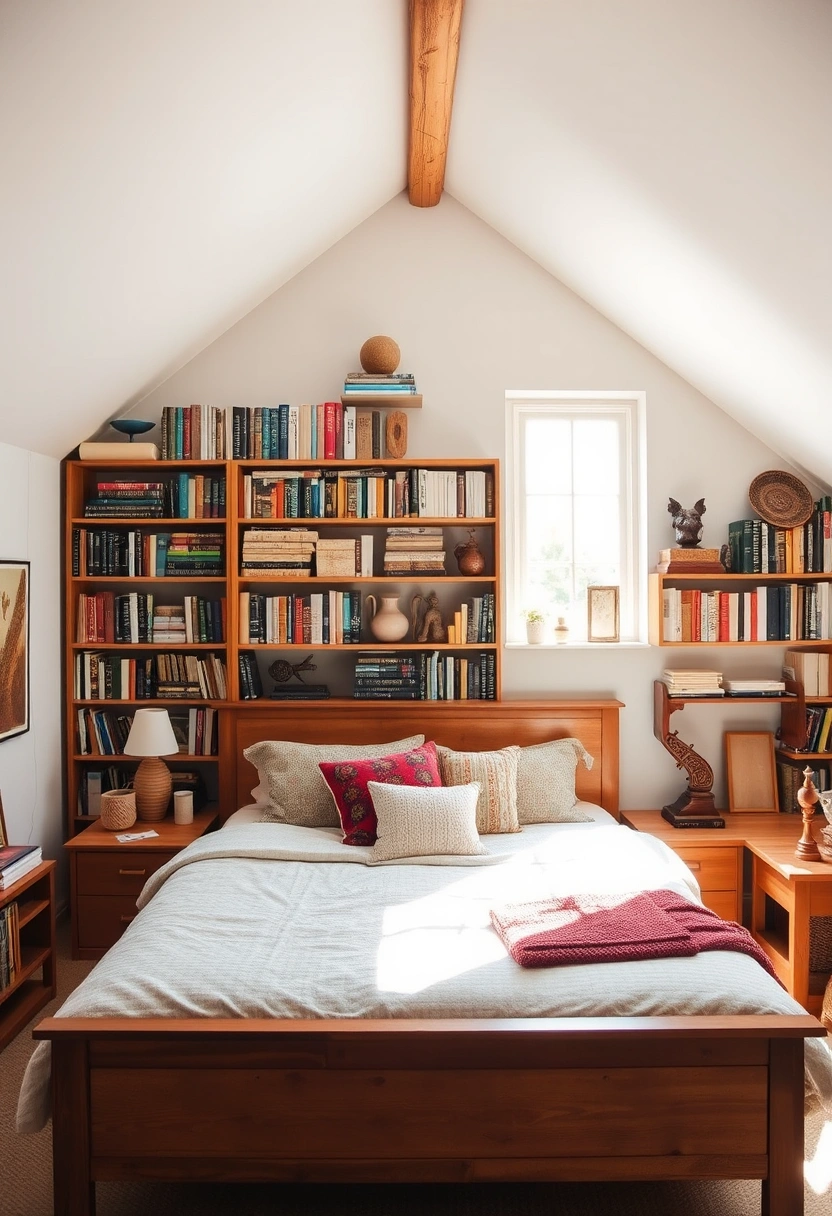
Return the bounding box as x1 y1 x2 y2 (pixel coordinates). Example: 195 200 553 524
78 441 159 459
0 845 43 888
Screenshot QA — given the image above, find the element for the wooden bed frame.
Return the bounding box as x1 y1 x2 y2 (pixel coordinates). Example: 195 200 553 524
37 700 824 1216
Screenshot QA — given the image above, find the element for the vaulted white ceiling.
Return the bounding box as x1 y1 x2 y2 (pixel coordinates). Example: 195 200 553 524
1 0 831 483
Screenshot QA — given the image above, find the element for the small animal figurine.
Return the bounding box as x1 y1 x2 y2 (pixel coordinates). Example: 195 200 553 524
268 654 317 684
668 497 706 548
411 592 446 643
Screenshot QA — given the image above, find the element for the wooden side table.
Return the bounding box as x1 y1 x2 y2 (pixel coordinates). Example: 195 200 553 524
0 860 56 1051
65 808 219 960
623 810 832 1016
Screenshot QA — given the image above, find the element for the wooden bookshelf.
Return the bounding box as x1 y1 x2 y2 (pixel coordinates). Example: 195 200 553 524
64 457 501 836
0 862 56 1051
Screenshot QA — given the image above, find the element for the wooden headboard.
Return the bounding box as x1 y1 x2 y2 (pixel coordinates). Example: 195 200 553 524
218 700 622 819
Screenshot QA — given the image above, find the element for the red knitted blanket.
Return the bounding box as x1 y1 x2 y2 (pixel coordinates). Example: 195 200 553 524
490 888 780 981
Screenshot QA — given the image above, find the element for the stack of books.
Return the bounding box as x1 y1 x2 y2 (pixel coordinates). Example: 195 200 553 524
240 528 317 577
384 527 445 574
84 480 166 519
160 405 228 460
353 654 421 700
165 532 224 576
316 537 360 577
0 844 42 891
343 372 417 398
269 683 331 701
662 670 724 697
722 679 787 697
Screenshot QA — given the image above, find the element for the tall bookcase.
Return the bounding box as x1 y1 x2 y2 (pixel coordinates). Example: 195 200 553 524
64 456 500 833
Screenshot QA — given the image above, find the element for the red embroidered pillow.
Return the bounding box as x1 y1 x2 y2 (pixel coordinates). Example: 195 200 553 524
319 742 441 845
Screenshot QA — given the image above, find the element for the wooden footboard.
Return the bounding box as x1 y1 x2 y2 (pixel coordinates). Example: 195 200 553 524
36 1014 825 1216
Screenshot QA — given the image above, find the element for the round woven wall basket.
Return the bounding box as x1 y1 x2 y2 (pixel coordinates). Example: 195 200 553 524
748 470 814 528
100 788 137 831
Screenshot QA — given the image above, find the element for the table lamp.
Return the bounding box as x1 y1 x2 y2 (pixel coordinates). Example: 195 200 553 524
124 708 179 822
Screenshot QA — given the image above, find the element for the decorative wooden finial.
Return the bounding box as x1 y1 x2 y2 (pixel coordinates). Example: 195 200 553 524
795 766 821 861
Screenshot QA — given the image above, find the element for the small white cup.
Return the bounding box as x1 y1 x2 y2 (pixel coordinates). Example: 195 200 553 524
173 790 194 825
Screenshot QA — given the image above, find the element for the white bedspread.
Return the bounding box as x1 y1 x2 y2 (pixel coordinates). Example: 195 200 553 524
17 818 832 1131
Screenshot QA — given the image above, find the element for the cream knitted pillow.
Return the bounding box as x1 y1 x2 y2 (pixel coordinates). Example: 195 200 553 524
244 735 425 827
368 781 487 862
516 738 594 824
436 745 521 834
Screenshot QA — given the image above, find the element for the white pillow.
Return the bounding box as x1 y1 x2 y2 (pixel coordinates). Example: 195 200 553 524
244 735 425 827
516 738 594 824
368 780 487 862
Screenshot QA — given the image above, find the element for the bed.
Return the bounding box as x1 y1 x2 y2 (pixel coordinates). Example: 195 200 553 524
25 700 830 1216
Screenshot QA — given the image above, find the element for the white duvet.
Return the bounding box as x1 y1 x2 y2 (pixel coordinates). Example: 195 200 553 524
17 811 832 1132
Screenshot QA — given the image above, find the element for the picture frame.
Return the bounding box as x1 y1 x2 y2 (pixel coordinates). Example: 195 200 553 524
0 559 30 743
725 731 779 813
0 791 7 848
586 585 620 643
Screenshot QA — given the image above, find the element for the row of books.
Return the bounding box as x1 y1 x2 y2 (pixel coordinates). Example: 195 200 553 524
73 652 228 700
661 584 832 643
450 594 496 644
160 405 228 460
0 900 19 989
83 476 225 520
238 467 494 520
72 528 225 578
727 501 832 574
238 652 264 701
791 706 832 754
239 591 362 645
776 757 830 814
352 652 497 700
782 649 832 697
384 526 445 574
74 594 225 645
76 706 218 756
0 844 42 892
231 403 400 461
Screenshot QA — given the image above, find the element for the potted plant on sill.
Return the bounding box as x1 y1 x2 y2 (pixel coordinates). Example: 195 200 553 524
524 609 546 645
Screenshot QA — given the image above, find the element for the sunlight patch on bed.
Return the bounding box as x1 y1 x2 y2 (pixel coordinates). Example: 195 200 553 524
805 1119 832 1194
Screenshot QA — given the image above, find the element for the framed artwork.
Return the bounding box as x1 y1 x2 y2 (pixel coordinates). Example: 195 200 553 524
725 732 779 813
0 560 30 743
587 585 620 643
0 792 7 847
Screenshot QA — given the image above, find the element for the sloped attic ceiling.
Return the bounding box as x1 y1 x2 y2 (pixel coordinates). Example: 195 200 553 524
1 1 830 484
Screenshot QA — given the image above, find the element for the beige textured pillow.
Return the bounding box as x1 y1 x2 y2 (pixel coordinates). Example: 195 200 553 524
368 781 487 861
244 735 425 826
516 739 594 824
437 745 521 834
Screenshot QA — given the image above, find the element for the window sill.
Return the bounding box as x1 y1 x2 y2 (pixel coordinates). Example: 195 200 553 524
504 641 651 650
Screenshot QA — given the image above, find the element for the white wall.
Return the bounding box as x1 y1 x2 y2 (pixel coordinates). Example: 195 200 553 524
138 194 812 810
0 442 63 891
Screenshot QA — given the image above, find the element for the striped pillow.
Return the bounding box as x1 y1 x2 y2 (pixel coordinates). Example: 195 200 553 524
437 745 521 834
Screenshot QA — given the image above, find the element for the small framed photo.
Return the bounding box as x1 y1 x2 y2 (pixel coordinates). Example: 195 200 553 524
587 585 620 643
725 732 779 813
0 559 30 742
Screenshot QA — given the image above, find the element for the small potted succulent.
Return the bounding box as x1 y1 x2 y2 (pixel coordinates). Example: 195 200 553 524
524 609 546 645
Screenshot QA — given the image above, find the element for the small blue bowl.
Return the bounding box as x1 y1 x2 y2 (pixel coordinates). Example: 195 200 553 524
110 419 156 440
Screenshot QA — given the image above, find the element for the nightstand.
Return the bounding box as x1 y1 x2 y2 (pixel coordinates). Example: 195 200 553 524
65 807 219 959
621 810 743 922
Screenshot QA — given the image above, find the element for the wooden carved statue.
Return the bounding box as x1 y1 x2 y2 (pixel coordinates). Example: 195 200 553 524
668 497 706 548
411 592 446 643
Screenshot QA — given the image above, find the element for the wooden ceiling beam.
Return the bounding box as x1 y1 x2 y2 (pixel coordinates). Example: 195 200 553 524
408 0 465 207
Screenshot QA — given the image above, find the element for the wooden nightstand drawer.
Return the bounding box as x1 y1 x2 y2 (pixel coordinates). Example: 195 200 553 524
673 846 737 892
700 890 739 921
76 851 174 896
76 895 140 950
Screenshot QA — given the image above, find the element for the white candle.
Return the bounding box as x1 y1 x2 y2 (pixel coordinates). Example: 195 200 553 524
173 790 194 825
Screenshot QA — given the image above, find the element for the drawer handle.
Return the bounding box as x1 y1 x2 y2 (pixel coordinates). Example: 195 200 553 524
685 861 701 872
120 915 136 923
118 868 147 876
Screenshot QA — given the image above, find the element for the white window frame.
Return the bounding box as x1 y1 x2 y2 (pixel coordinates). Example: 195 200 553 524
505 391 647 645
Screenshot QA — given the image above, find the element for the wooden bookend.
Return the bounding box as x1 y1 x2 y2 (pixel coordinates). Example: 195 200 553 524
385 411 408 459
795 766 821 860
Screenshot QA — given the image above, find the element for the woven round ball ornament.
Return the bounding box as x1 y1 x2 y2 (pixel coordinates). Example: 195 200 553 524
359 335 400 375
99 788 137 831
748 470 814 529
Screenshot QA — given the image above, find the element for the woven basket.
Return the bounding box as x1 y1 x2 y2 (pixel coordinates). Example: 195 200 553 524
100 788 137 832
748 470 814 528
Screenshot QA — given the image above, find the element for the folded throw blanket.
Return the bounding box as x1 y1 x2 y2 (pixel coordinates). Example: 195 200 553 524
491 888 781 981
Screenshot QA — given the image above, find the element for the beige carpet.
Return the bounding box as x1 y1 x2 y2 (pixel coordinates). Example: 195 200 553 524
1 921 831 1216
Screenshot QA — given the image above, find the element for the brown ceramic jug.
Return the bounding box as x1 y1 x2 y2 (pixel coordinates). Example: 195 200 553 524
453 529 486 576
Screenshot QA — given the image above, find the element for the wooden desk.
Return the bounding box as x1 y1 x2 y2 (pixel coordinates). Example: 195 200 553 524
622 810 832 1016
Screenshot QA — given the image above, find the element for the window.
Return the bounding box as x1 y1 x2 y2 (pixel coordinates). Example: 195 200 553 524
506 392 646 643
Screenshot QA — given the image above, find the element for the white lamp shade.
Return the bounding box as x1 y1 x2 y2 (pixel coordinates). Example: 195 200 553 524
124 708 179 757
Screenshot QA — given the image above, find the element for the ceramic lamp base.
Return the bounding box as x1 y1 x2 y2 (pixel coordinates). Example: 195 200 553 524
133 756 172 822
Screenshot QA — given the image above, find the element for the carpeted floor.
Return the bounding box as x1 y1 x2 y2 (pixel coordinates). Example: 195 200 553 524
1 921 830 1216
